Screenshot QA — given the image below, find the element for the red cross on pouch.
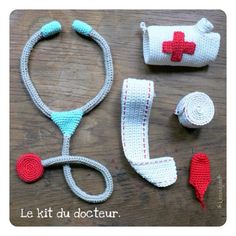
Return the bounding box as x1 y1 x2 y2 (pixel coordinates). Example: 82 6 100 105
162 31 196 62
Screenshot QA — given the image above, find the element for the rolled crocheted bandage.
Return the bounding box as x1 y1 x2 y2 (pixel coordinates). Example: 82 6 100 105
174 92 215 128
16 153 44 183
140 18 220 67
189 153 211 208
121 78 177 187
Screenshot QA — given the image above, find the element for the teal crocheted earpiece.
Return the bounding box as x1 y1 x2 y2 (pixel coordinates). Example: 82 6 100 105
72 20 93 36
41 20 62 38
17 19 114 203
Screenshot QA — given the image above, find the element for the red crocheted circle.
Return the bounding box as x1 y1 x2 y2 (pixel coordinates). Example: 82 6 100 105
16 153 44 183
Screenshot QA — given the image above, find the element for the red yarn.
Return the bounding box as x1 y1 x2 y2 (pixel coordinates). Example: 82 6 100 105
16 153 44 183
162 31 196 62
189 153 211 208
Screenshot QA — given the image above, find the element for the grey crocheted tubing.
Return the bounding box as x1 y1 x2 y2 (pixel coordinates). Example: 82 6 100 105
42 156 113 203
20 31 52 117
20 29 113 117
80 30 114 114
20 22 114 203
60 124 113 203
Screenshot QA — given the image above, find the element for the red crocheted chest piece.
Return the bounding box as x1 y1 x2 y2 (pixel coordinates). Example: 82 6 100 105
189 153 211 208
162 31 196 62
16 153 44 183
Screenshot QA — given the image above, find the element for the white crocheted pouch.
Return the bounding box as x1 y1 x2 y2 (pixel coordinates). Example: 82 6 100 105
140 18 220 67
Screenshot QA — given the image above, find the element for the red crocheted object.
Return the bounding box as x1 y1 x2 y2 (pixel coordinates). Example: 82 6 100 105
189 153 211 208
162 31 196 62
16 153 44 183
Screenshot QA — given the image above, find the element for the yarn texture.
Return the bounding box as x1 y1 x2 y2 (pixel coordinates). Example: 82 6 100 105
140 18 220 67
41 21 62 38
72 20 93 36
175 91 215 128
162 31 196 62
17 20 114 203
16 153 44 183
121 78 177 187
51 109 83 136
189 153 211 208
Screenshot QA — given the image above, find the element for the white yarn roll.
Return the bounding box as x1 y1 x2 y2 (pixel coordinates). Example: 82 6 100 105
174 92 215 128
140 18 220 67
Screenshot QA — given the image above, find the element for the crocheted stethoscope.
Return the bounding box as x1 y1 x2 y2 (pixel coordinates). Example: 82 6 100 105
16 20 114 203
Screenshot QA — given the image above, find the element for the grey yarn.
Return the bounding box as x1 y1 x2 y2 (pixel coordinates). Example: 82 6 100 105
19 24 114 203
20 31 52 117
20 30 113 116
80 30 114 114
42 155 113 203
60 136 112 203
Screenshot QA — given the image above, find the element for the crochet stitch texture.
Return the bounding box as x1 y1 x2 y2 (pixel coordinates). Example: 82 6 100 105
121 78 177 187
41 21 62 38
189 153 211 208
16 153 44 183
16 20 114 203
174 91 215 128
72 20 93 36
51 109 83 136
162 31 196 62
140 18 220 67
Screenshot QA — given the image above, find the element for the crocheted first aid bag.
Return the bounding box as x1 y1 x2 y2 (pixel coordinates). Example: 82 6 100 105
16 20 114 203
140 18 220 67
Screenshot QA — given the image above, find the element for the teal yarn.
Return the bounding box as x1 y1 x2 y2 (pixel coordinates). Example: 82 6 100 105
51 109 83 136
41 21 62 38
72 20 93 36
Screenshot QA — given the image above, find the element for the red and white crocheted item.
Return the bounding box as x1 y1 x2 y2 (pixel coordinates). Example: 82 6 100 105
189 153 211 208
140 18 220 67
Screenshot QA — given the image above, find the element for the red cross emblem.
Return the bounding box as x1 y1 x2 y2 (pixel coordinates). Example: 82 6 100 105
162 31 196 62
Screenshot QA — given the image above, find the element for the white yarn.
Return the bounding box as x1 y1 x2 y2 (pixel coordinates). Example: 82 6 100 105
140 18 220 67
175 91 215 128
121 78 177 187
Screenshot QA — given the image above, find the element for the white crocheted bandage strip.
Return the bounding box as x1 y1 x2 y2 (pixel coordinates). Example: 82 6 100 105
140 18 220 67
121 78 177 187
175 91 215 128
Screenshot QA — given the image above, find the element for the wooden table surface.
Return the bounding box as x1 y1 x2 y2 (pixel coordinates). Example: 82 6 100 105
10 10 226 226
